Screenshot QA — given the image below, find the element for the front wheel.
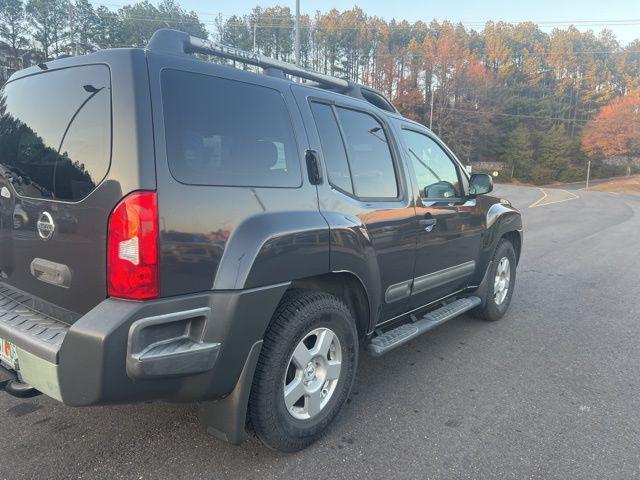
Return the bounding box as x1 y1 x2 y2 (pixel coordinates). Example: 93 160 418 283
473 239 517 321
248 290 359 452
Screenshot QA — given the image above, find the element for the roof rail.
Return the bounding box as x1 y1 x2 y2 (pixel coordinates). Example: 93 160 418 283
146 29 398 113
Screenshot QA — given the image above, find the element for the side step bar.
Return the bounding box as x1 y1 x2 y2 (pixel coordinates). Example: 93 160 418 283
367 296 481 357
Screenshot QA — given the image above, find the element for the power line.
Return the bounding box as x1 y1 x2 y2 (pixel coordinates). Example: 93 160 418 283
95 3 640 26
214 19 640 30
88 12 640 58
440 105 592 123
91 4 640 31
87 13 640 56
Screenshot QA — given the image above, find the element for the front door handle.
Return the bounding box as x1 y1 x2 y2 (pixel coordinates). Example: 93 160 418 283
418 217 437 232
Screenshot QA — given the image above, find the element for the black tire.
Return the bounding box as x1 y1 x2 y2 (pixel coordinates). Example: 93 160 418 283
473 239 517 321
248 289 359 452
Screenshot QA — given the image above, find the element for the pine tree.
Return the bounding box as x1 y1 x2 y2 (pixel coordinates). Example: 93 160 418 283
537 125 572 182
73 0 98 54
93 5 122 49
502 125 534 180
25 0 67 60
0 0 26 62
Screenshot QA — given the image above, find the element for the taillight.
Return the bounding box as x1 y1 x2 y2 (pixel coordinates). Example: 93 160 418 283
107 191 159 300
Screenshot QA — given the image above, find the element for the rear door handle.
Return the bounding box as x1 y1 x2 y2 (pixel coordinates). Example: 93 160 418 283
305 150 323 185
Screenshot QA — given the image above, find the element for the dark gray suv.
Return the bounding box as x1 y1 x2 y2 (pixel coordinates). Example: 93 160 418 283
0 29 522 452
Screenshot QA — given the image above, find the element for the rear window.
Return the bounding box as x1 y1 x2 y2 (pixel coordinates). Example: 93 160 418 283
161 69 301 188
0 65 111 201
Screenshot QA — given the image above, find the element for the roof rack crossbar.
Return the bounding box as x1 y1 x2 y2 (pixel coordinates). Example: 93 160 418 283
188 36 349 90
146 29 397 112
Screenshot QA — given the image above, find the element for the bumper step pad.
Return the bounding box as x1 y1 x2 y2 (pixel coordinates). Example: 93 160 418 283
0 284 69 363
367 296 481 356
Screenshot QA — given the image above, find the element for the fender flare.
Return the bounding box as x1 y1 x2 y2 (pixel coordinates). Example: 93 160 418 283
470 201 523 288
212 210 330 291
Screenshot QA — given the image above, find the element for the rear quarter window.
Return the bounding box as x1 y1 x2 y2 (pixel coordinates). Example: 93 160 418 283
0 64 111 201
334 107 398 199
309 102 353 194
161 69 301 188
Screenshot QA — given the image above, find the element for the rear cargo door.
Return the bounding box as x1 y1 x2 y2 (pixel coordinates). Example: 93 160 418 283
0 64 116 315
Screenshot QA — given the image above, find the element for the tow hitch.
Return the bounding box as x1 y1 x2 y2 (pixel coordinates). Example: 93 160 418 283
0 366 41 398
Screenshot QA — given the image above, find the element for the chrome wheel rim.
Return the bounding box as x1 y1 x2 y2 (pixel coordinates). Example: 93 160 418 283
494 257 511 305
283 327 342 420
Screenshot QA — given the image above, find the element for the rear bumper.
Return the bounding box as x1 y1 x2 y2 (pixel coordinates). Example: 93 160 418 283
0 281 288 406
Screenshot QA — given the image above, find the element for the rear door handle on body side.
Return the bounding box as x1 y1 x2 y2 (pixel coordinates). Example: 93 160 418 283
305 150 323 185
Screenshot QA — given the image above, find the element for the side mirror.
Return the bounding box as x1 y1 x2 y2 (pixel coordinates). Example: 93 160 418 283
424 181 457 199
469 173 493 196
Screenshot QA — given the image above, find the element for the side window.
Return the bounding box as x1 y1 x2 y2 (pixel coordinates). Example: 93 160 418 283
309 102 353 194
162 69 301 188
335 107 398 198
402 130 461 199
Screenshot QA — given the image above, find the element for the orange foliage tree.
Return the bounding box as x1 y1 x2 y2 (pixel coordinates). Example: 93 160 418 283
582 89 640 176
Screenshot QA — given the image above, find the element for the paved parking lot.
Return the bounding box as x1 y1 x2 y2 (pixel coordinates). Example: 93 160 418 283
2 184 640 479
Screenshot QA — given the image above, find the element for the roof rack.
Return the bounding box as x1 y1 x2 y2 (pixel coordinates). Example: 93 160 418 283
146 29 398 113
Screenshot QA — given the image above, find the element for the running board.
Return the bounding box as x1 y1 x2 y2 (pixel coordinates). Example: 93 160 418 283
367 296 481 357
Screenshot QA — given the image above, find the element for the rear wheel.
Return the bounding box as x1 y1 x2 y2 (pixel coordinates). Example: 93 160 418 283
248 290 358 452
473 239 517 321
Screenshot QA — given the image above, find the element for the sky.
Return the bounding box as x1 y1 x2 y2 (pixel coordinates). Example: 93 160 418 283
174 0 640 45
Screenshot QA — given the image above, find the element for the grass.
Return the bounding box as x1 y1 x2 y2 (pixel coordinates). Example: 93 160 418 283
590 175 640 195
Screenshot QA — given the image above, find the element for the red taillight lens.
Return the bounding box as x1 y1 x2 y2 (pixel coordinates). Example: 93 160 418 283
107 191 159 300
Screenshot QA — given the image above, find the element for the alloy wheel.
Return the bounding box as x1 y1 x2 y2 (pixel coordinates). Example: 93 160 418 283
283 327 342 420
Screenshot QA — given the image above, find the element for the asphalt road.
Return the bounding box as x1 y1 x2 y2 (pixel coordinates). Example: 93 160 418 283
2 184 640 480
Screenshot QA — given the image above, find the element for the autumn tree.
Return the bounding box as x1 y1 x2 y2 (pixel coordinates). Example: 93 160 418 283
616 40 640 91
582 88 640 176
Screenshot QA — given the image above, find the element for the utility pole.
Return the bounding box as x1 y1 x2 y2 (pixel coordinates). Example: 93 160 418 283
585 159 591 191
429 82 435 130
294 0 300 66
253 23 257 52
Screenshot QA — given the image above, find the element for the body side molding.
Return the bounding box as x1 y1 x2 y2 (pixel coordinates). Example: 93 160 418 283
384 261 477 304
384 279 412 303
412 261 476 295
